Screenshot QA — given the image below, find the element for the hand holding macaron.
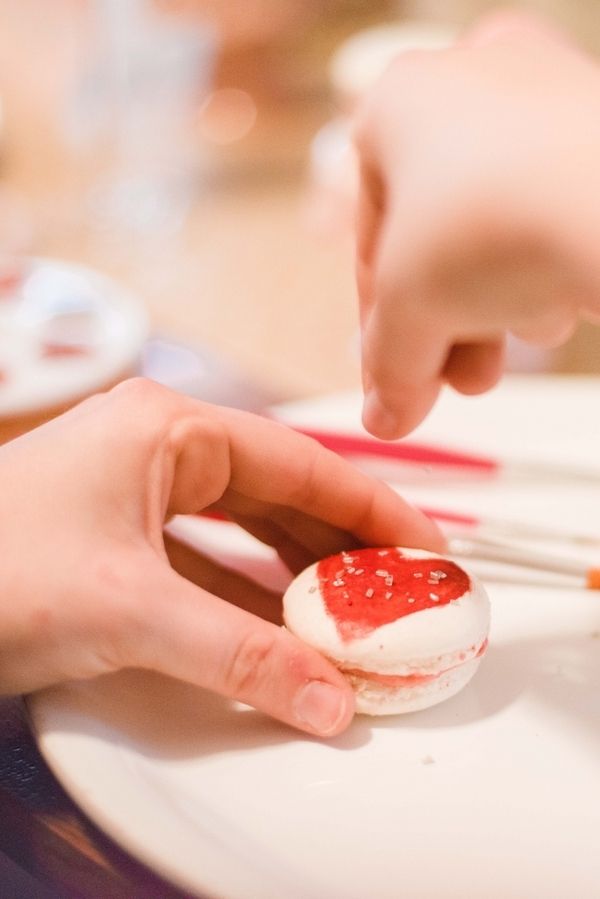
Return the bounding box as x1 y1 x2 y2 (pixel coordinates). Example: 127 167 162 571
0 377 442 737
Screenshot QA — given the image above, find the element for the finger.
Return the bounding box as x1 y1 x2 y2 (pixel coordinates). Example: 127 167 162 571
233 510 358 575
164 533 282 624
226 493 439 577
134 564 356 737
223 493 361 571
360 319 446 440
355 153 386 326
361 382 441 442
268 505 359 562
443 338 506 395
211 408 444 552
118 379 443 553
222 511 321 575
509 306 578 348
359 254 450 439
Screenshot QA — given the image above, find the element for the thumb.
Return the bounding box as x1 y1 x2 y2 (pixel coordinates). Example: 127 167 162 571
130 564 355 738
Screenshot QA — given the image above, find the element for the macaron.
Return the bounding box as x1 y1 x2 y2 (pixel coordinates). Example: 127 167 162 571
283 546 490 715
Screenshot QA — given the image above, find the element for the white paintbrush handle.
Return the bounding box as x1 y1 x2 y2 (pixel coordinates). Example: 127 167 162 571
447 534 588 579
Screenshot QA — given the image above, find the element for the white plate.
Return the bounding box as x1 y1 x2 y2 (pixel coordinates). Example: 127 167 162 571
0 257 148 416
29 377 600 899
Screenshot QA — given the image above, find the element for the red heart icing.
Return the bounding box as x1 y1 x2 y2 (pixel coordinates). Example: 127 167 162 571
317 547 470 642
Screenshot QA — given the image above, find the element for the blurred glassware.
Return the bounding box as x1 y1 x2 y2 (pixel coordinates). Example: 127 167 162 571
66 0 218 237
141 336 277 411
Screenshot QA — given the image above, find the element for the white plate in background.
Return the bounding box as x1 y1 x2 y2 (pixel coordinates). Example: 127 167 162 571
0 257 147 416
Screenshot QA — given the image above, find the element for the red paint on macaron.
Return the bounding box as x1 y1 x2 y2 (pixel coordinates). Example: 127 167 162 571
341 638 488 686
317 547 471 642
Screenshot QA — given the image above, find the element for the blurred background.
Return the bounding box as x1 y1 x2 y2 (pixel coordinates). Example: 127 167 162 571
0 0 598 430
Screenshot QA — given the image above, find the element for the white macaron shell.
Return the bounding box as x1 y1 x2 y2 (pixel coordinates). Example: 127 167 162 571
282 549 490 676
350 656 483 716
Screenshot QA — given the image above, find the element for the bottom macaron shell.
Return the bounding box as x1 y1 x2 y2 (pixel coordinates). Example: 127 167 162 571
348 656 483 716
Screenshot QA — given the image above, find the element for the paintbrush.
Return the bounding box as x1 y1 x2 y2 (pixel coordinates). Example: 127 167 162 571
194 511 600 590
421 506 600 549
291 425 600 483
447 533 600 590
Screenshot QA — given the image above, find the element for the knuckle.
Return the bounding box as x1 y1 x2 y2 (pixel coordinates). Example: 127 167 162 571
109 376 169 407
170 412 227 451
107 378 185 449
224 630 280 698
286 443 321 506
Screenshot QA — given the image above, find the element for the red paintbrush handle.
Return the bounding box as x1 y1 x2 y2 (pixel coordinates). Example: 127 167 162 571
293 426 499 473
418 506 479 527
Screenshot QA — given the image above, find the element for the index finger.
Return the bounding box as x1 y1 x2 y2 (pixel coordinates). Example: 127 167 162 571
104 380 441 553
359 206 452 438
360 292 450 439
211 407 444 552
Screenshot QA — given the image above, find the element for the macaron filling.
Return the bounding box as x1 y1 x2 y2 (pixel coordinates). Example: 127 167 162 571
339 638 488 687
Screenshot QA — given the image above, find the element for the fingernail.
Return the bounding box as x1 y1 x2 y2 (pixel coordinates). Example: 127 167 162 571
293 681 348 735
362 391 400 440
